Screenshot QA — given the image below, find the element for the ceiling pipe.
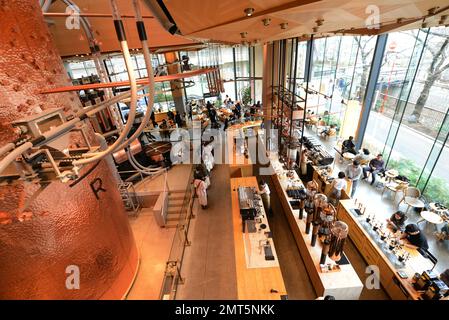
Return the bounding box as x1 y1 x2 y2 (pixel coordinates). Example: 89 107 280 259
142 0 180 35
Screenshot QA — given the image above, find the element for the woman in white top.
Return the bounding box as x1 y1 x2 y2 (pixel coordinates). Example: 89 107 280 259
330 171 347 204
258 180 271 214
193 178 208 209
202 139 215 172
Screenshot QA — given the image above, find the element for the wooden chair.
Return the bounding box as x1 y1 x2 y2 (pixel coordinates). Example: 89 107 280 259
382 180 409 202
398 187 425 213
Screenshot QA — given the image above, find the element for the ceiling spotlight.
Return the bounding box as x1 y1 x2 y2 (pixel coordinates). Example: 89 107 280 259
262 18 271 26
312 26 319 33
396 17 404 24
440 15 448 24
240 32 248 39
244 8 254 17
316 18 324 26
280 22 288 29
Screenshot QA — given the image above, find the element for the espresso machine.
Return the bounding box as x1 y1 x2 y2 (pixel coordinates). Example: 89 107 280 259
423 279 449 300
414 270 439 291
237 186 260 233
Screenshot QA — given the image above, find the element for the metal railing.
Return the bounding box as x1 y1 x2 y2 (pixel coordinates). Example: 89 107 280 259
373 91 448 140
159 166 195 300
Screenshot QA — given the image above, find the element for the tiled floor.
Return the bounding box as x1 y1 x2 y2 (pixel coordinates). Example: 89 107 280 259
307 127 449 274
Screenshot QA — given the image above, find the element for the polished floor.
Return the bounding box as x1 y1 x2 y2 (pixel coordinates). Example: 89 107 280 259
127 208 176 300
175 164 238 299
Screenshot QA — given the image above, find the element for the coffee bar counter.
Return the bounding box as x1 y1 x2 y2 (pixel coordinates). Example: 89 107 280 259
337 199 434 300
269 153 364 299
230 176 287 299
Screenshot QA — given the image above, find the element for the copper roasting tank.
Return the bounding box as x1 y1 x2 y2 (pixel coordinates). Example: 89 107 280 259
0 0 138 299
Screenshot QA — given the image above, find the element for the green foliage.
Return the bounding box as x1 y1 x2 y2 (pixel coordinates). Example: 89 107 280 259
240 86 252 106
323 114 341 128
424 177 449 207
387 158 422 185
387 158 449 207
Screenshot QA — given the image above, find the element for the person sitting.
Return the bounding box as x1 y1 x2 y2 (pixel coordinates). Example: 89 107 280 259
320 124 337 138
341 136 356 155
167 109 175 122
159 119 170 141
362 153 384 185
400 223 429 253
354 148 371 165
386 211 407 232
435 223 449 241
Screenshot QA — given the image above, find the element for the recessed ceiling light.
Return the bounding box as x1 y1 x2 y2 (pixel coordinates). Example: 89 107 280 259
240 32 248 39
244 8 254 17
262 18 271 26
316 18 324 26
312 26 319 32
280 22 288 29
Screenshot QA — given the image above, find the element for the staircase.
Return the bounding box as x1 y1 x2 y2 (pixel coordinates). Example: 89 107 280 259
164 190 189 228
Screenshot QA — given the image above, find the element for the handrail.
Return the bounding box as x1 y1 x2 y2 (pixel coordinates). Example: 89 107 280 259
159 166 195 300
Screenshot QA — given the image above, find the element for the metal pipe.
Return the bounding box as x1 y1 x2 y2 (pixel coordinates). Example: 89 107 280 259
73 0 138 166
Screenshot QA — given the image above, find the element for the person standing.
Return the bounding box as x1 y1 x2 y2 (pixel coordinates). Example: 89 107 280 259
330 172 347 204
193 178 208 209
175 112 183 128
362 153 385 185
150 110 157 128
345 160 362 197
258 180 272 215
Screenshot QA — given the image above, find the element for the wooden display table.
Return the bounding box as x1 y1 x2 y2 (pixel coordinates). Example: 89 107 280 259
270 155 363 299
230 176 287 300
337 199 434 300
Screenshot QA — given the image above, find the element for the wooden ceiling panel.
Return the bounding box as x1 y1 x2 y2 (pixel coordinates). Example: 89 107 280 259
46 0 198 57
162 0 449 44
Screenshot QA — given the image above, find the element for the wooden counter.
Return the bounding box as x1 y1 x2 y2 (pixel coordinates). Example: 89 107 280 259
270 155 364 299
227 132 253 178
337 199 434 300
230 177 287 300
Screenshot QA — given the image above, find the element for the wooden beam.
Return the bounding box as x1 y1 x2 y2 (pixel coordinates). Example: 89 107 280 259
39 67 217 94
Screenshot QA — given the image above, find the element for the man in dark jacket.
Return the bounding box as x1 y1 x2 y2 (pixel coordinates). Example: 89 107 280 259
362 153 384 185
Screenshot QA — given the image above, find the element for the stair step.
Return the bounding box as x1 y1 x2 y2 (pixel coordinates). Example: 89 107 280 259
166 216 181 222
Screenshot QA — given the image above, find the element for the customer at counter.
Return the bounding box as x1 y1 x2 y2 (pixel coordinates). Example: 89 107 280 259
400 224 429 253
345 160 362 197
329 172 347 204
362 154 385 185
386 211 407 232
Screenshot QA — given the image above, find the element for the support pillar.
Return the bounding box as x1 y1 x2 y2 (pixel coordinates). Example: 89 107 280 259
355 34 388 150
164 52 185 114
